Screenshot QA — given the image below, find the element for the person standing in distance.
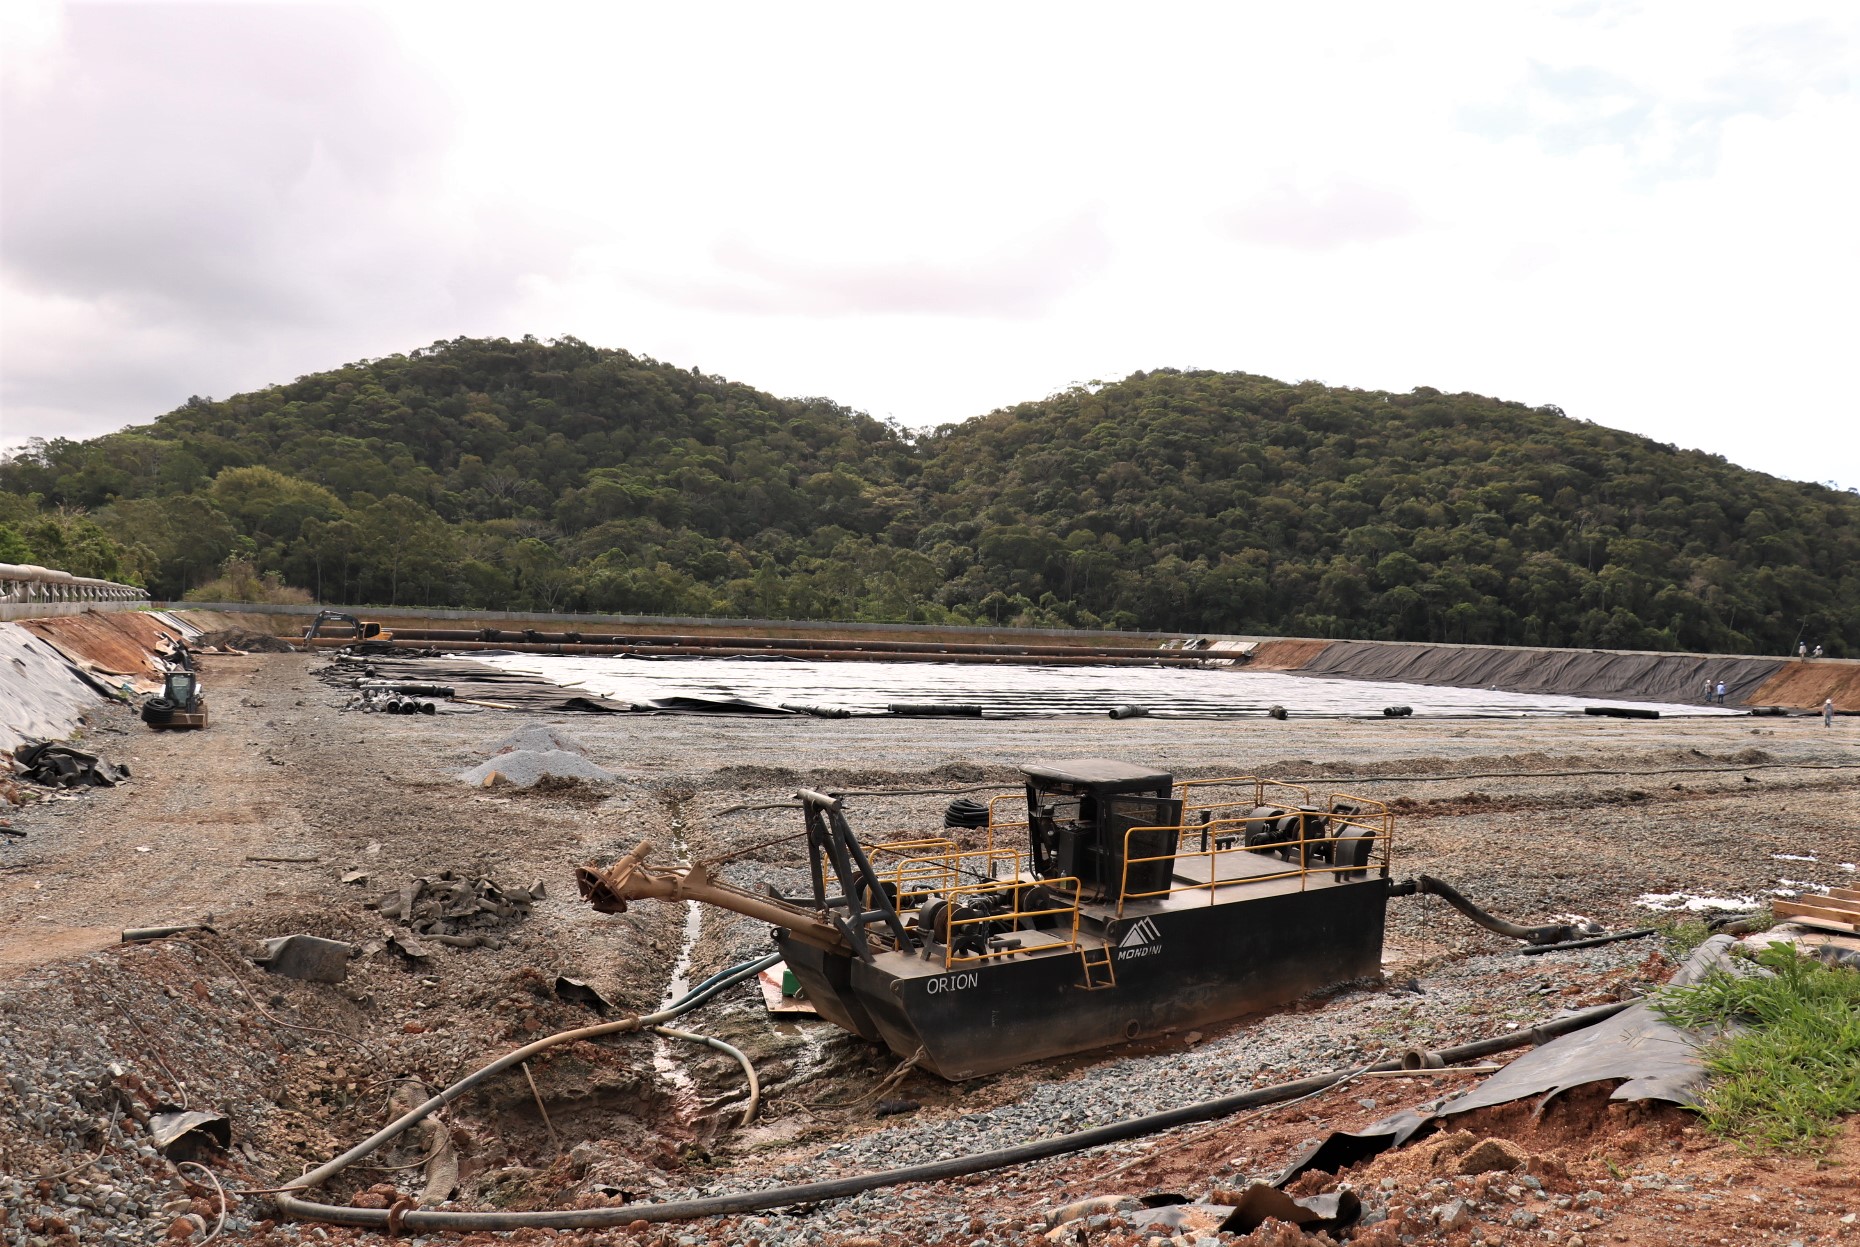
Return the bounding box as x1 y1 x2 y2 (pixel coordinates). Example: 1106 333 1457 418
1827 698 1837 728
1716 680 1727 704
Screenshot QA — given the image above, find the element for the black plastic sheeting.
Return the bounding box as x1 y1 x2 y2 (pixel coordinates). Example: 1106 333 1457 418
1273 935 1743 1188
12 741 130 788
1296 642 1783 706
323 657 632 713
1429 933 1742 1112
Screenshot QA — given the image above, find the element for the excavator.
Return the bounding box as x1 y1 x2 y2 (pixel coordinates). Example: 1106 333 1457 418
300 611 392 645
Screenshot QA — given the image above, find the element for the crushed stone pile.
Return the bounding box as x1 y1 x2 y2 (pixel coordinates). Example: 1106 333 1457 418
486 723 590 756
460 748 614 788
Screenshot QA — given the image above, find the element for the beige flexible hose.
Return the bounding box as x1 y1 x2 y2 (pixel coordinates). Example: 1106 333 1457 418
655 1026 760 1125
271 952 779 1226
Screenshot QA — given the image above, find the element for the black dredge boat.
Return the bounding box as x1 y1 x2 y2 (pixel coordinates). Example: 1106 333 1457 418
577 759 1398 1080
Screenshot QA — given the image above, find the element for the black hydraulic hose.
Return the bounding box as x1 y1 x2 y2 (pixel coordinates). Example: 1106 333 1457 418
1415 874 1584 945
1519 927 1658 955
670 952 783 1013
273 997 1633 1232
681 956 770 1002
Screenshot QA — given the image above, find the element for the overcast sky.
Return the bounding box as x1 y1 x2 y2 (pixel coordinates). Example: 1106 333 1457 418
2 1 1856 487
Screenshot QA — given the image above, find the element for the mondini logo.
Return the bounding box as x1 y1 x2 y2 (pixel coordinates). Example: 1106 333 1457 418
1115 917 1162 960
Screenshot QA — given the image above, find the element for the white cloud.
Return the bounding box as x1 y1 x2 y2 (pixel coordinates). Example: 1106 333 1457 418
2 0 1855 487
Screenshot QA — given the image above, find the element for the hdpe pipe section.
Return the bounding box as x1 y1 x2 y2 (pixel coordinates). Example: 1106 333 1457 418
1518 927 1658 956
1414 875 1596 946
273 995 1633 1232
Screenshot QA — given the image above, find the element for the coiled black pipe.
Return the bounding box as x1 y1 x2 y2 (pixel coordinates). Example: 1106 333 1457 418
273 991 1632 1232
943 797 989 829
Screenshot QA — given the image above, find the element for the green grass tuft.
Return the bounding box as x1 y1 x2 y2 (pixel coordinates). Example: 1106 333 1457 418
1654 914 1716 957
1654 943 1860 1154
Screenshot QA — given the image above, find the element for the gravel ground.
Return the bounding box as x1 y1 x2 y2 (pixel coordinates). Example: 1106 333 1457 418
1 651 1856 1247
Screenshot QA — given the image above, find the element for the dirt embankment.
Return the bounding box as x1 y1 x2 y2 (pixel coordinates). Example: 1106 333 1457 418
1748 658 1860 711
1243 638 1335 670
18 609 190 693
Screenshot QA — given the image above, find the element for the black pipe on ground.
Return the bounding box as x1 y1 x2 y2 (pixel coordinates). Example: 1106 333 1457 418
1519 927 1657 955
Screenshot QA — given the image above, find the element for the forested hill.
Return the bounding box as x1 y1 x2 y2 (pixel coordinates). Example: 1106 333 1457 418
3 336 1855 655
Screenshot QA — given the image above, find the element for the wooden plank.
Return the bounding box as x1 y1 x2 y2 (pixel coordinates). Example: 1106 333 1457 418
1799 893 1860 915
1828 886 1860 903
1772 900 1859 932
1773 898 1853 919
1783 915 1860 935
1781 895 1860 917
1770 904 1860 934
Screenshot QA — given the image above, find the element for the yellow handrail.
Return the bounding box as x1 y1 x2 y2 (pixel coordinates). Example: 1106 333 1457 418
1116 816 1392 917
885 846 1023 907
1256 778 1314 807
869 778 1398 941
984 791 1030 859
941 875 1084 969
1178 775 1314 811
1177 775 1265 800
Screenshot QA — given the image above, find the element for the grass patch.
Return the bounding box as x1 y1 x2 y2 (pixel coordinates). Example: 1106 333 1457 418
1655 908 1774 958
1654 914 1715 957
1654 943 1860 1154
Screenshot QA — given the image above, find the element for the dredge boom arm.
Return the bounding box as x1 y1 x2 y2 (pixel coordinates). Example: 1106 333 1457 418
575 841 850 954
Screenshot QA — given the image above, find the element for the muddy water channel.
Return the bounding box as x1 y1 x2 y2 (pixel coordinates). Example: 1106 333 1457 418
478 654 1744 718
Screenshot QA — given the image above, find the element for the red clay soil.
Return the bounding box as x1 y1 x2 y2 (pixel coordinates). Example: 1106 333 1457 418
1246 638 1338 670
1090 1079 1860 1247
18 609 188 691
1747 658 1860 711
